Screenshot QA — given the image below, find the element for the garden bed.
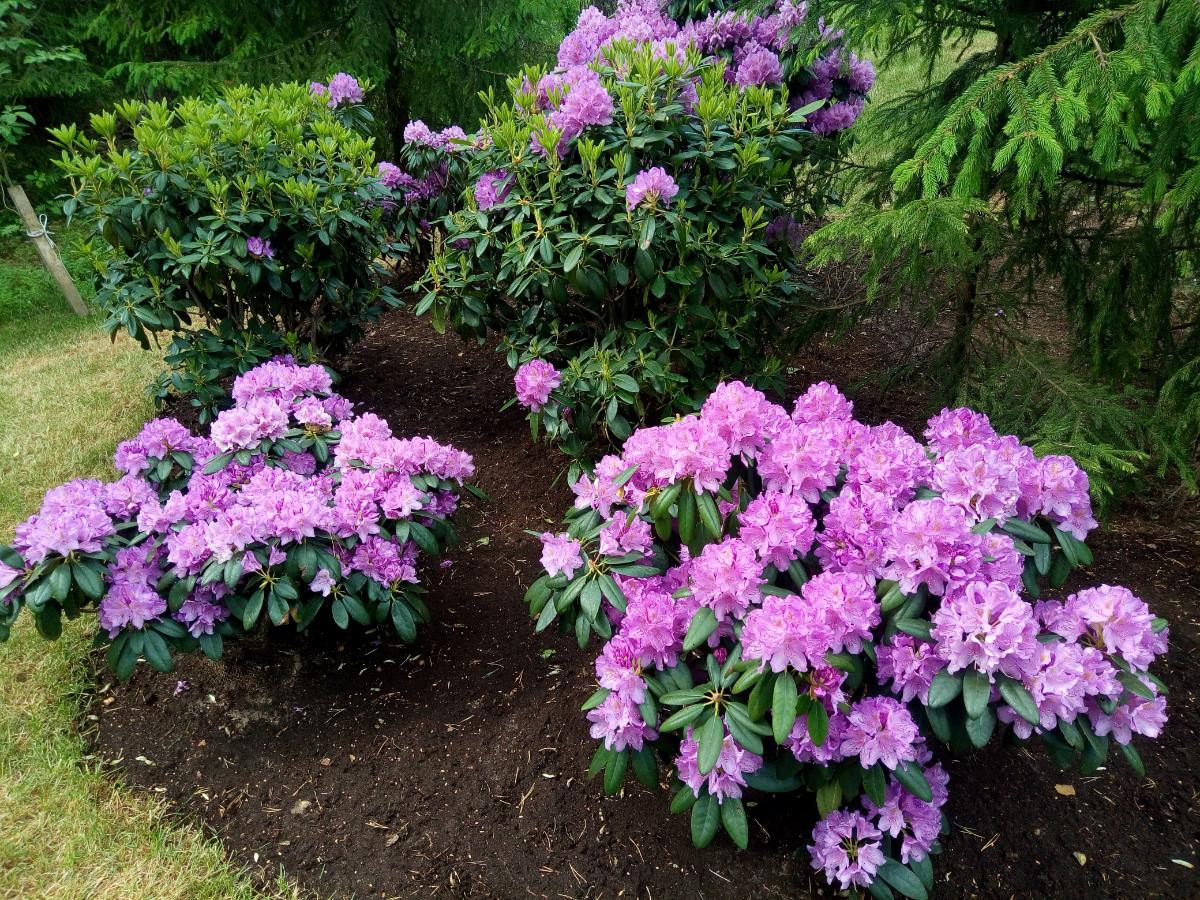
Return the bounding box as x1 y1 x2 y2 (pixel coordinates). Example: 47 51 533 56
89 310 1199 898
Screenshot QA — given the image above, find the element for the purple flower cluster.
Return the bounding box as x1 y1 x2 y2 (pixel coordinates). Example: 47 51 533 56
542 376 1166 892
625 166 679 210
4 360 474 662
310 73 364 108
514 359 562 412
245 236 274 260
474 170 511 210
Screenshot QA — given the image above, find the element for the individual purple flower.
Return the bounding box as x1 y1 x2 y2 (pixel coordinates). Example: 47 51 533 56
1042 584 1166 670
846 422 933 502
815 485 895 578
924 407 998 454
839 696 921 770
98 582 167 638
737 490 816 569
619 582 683 668
246 237 275 260
587 691 655 751
474 170 511 209
598 514 653 558
514 360 562 412
809 809 887 890
863 770 945 864
377 161 406 189
539 532 584 580
883 498 986 596
595 634 647 702
310 569 336 597
735 45 783 87
787 712 848 765
700 381 790 459
1090 693 1167 745
688 539 762 621
325 72 364 108
931 442 1022 523
876 635 944 704
625 166 679 210
757 420 844 502
676 724 762 802
931 580 1038 680
1033 454 1098 540
621 416 731 494
175 595 228 638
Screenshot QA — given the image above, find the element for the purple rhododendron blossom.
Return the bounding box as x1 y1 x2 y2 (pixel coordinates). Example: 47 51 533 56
514 360 562 411
625 166 679 210
540 532 584 579
809 809 887 890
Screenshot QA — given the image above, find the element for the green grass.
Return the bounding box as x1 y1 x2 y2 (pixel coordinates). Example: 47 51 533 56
0 231 292 899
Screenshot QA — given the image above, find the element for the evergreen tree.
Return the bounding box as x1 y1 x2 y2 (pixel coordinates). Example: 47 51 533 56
806 0 1200 505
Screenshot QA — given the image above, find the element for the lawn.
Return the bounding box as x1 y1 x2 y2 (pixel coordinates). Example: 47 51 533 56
0 235 290 899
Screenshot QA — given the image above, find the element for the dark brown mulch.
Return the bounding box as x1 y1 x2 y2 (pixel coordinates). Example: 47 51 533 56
90 310 1199 899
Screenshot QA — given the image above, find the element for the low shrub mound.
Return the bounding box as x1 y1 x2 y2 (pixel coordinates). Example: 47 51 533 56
414 0 873 458
0 360 477 677
50 75 397 420
526 381 1168 894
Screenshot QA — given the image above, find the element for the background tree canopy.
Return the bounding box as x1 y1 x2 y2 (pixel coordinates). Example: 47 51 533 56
1 0 580 180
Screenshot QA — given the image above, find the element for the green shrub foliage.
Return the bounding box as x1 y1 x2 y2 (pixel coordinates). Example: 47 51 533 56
50 80 398 419
418 45 828 457
807 0 1200 505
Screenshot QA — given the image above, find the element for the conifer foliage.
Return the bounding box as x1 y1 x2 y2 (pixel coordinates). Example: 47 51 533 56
808 0 1200 505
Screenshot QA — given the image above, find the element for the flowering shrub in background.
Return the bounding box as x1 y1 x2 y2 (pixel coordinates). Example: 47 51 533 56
50 76 399 421
416 0 871 459
524 381 1168 895
0 360 477 677
377 120 475 271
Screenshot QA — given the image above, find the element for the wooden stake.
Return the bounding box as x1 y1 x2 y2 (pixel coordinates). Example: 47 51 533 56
6 184 89 317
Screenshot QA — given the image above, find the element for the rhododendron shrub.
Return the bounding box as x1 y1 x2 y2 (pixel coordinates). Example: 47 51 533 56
418 0 871 458
0 361 477 678
524 382 1168 894
50 77 398 420
379 120 474 270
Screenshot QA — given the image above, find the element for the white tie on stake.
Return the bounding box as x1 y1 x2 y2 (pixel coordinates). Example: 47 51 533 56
5 184 89 317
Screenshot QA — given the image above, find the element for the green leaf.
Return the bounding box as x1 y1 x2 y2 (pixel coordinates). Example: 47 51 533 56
997 675 1040 726
670 784 697 814
1119 741 1146 778
242 588 264 630
141 629 173 673
893 762 934 803
878 859 929 900
771 673 798 744
1117 670 1156 700
683 606 718 652
965 706 996 747
660 704 706 732
910 853 934 892
677 488 697 545
696 712 725 775
71 562 104 601
720 796 748 849
863 763 887 807
815 779 842 816
690 793 720 848
603 749 628 795
631 746 658 788
581 578 603 622
581 688 610 712
963 668 991 719
1002 518 1051 544
806 701 829 747
524 575 553 614
534 598 557 632
391 600 417 642
696 492 722 539
927 669 963 707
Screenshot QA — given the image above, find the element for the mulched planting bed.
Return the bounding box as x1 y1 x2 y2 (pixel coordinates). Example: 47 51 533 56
91 310 1200 898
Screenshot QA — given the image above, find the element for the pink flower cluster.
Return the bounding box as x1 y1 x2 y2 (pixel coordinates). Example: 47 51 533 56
625 166 679 210
4 360 474 659
309 73 364 108
514 360 562 412
209 361 351 453
544 376 1167 892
